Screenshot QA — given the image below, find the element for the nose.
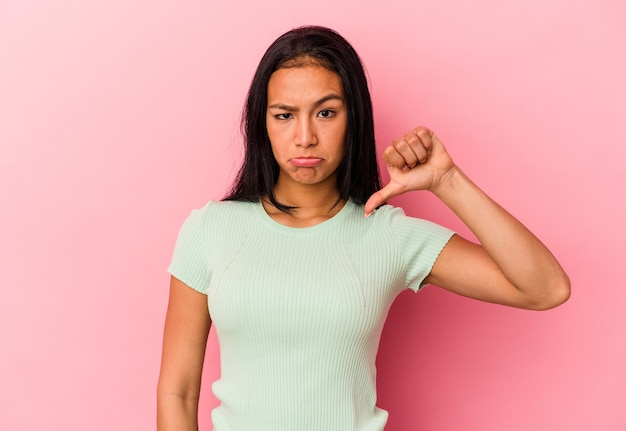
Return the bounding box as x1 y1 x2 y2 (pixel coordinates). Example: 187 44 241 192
294 118 317 148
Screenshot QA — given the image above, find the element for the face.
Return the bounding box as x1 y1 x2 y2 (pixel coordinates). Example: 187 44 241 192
266 64 347 192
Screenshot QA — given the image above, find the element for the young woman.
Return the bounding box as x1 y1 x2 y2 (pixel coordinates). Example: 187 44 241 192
157 26 570 431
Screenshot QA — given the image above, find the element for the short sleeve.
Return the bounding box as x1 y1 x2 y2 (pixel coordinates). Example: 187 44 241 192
167 207 210 294
385 206 455 292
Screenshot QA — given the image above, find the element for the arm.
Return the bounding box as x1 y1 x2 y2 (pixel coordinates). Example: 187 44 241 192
365 127 570 310
157 276 211 430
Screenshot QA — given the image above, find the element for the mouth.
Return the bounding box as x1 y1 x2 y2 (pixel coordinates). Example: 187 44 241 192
291 157 323 167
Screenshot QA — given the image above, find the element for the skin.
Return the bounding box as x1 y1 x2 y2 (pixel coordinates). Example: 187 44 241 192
365 128 571 309
157 64 571 431
264 64 348 227
157 277 210 431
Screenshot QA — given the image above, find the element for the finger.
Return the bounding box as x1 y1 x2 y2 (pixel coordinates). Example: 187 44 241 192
403 132 430 164
383 145 409 170
392 136 419 168
413 127 435 153
364 182 403 217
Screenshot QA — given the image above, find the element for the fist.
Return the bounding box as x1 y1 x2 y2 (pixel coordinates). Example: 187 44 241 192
385 127 434 170
364 126 454 215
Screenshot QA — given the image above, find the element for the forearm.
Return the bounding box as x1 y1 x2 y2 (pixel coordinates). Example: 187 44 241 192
432 166 570 305
157 277 211 430
157 392 200 431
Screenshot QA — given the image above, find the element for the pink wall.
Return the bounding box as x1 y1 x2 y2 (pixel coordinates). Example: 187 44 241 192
1 1 624 429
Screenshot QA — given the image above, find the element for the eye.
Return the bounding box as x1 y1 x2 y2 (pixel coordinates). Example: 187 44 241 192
317 109 335 118
275 113 292 120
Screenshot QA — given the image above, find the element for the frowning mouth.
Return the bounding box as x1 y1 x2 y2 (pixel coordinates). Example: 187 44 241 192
290 157 323 167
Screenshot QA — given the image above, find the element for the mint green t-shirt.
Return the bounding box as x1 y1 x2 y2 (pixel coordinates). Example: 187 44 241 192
168 199 454 431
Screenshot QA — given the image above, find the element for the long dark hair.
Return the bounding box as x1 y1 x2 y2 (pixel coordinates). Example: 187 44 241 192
223 25 381 212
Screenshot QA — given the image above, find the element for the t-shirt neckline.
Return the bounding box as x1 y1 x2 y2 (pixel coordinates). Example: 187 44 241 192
254 199 357 235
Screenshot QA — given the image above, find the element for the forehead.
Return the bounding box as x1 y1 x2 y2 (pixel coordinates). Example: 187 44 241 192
267 65 344 100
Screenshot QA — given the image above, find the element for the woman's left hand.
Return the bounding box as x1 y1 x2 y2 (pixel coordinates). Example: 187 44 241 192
364 126 455 216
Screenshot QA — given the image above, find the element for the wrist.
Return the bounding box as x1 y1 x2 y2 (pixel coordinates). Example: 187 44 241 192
430 165 466 198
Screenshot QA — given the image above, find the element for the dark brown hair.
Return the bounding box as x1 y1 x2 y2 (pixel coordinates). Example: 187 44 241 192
224 26 380 211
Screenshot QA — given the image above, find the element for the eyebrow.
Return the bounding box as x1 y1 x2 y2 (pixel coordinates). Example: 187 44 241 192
268 94 344 111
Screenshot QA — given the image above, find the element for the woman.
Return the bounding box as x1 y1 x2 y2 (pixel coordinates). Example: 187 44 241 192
157 26 570 431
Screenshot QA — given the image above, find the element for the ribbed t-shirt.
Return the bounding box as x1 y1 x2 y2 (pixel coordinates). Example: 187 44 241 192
168 199 454 431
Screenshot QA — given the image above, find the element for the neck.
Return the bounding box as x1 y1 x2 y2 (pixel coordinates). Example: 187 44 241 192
263 181 346 227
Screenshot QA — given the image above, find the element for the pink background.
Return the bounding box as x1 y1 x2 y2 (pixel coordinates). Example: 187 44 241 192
1 1 625 429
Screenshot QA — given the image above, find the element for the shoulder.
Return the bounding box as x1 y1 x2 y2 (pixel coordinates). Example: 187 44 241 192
174 200 262 255
175 200 260 240
366 203 454 250
187 199 259 222
368 203 447 232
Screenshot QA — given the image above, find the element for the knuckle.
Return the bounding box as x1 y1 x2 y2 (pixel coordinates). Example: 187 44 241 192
404 134 418 146
415 127 429 138
393 138 409 151
383 145 396 158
